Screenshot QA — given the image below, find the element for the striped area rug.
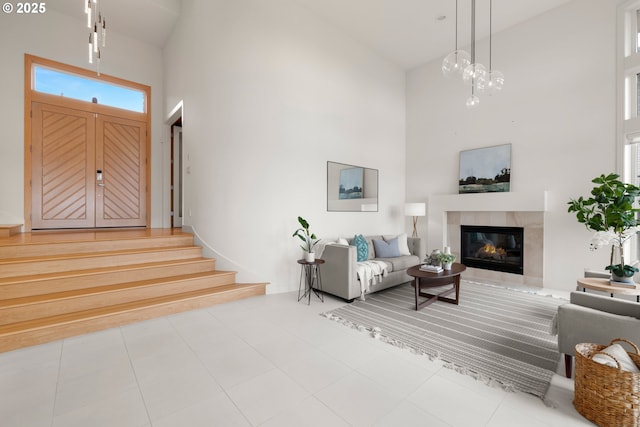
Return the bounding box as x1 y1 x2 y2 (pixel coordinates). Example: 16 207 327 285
323 280 565 400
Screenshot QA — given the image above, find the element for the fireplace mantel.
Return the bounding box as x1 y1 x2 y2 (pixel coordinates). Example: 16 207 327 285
428 191 548 214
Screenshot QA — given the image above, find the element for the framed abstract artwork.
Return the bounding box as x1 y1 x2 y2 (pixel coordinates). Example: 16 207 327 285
459 144 511 194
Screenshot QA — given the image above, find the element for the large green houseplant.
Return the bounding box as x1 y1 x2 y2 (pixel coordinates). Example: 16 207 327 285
292 216 318 262
567 173 640 282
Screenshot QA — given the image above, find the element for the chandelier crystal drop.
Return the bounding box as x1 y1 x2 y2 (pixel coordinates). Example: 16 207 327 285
462 63 486 86
442 50 471 77
479 70 505 95
441 1 470 78
466 93 480 108
481 0 504 96
466 82 480 109
85 0 106 75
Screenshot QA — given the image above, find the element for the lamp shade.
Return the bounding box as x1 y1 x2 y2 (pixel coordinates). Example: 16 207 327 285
404 203 426 217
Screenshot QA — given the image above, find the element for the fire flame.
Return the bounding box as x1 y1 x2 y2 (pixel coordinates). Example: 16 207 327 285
482 244 506 256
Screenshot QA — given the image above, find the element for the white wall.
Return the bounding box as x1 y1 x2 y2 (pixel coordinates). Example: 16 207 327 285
406 0 618 291
0 10 167 228
164 0 407 293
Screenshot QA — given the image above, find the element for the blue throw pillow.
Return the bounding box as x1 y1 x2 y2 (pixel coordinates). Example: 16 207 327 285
353 234 368 262
373 237 400 258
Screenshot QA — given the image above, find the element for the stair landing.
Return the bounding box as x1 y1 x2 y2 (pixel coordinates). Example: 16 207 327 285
0 228 267 353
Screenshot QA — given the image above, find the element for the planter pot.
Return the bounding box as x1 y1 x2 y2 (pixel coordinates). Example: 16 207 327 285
611 273 634 284
304 252 315 262
443 262 452 270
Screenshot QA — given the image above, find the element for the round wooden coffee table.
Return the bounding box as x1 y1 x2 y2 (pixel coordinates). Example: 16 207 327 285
407 263 466 311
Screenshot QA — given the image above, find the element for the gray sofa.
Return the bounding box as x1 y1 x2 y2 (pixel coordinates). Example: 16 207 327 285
319 235 423 302
557 291 640 378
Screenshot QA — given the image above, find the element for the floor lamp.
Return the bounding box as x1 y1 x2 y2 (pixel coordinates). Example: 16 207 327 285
405 203 426 238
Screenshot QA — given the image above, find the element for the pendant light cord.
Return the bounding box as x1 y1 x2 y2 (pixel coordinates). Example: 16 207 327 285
455 0 458 50
470 0 475 64
489 0 493 71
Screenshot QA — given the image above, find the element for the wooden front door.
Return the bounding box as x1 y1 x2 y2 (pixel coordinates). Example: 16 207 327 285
96 114 146 227
31 102 146 229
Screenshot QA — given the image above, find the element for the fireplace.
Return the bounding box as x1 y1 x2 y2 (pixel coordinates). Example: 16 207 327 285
460 225 524 275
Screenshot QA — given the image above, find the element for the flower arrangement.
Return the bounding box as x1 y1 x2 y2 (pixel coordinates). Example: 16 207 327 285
437 252 456 264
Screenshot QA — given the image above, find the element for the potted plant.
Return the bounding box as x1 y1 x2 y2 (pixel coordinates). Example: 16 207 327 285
437 252 456 270
292 216 318 262
567 173 640 283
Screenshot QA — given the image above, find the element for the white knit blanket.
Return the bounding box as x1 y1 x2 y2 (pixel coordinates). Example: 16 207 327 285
356 260 388 297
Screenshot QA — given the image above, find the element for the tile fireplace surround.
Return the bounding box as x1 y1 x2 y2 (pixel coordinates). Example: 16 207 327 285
427 192 546 287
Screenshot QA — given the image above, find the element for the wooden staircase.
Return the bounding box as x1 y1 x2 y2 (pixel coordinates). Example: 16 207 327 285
0 228 267 353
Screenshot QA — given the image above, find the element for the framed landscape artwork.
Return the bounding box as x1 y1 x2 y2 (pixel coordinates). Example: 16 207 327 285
339 167 364 199
327 161 378 212
459 144 511 194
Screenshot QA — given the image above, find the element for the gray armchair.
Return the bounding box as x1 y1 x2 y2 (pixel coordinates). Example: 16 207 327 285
557 291 640 377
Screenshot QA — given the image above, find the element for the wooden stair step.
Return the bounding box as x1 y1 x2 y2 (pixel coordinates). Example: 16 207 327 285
0 283 267 353
0 224 22 238
0 257 217 299
0 246 203 278
0 271 237 325
0 232 194 259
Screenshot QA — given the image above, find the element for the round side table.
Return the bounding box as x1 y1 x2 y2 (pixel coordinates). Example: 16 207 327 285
577 277 640 302
297 258 324 305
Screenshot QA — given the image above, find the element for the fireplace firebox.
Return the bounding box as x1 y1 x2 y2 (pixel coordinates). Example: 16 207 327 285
460 225 524 275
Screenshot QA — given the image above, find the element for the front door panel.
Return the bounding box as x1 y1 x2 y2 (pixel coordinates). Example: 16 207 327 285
95 115 147 227
31 102 96 229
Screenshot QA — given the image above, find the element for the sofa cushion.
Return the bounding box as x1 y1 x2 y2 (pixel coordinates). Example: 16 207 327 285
375 255 420 273
365 236 380 260
382 233 411 255
373 237 400 258
353 234 368 262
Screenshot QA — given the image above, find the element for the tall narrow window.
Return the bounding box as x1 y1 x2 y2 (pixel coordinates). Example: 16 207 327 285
636 9 640 52
620 1 640 262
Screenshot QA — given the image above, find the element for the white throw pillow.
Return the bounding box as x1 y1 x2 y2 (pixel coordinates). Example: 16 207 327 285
592 343 640 373
394 233 411 256
337 237 348 246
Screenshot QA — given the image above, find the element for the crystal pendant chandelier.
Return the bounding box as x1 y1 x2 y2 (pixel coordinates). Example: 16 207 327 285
479 0 504 96
85 0 106 75
441 0 470 78
462 0 484 108
441 0 504 108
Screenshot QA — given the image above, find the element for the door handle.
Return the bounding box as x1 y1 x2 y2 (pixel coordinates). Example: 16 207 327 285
97 170 104 187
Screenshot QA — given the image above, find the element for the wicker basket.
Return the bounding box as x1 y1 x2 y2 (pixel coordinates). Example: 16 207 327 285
574 338 640 427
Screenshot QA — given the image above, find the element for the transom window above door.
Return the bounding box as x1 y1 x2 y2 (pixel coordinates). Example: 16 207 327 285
33 65 146 113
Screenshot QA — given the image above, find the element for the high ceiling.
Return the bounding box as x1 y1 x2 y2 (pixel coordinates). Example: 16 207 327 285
49 0 573 70
290 0 574 69
47 0 181 48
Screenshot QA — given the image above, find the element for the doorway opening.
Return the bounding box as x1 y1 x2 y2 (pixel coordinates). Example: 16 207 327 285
171 116 183 228
167 101 184 229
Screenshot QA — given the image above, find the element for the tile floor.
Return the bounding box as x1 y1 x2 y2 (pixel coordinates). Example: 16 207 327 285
0 289 594 427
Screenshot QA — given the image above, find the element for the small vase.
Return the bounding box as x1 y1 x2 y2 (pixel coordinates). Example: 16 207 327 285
305 252 315 262
443 262 452 270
